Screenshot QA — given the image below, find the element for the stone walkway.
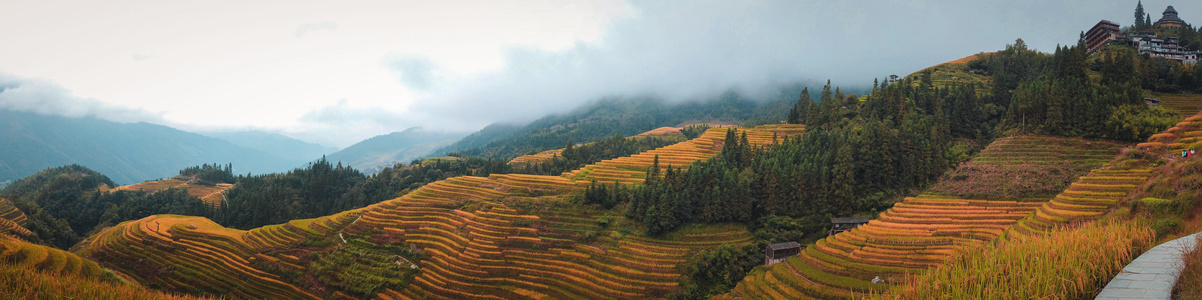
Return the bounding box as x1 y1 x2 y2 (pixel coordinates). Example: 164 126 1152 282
1096 231 1201 300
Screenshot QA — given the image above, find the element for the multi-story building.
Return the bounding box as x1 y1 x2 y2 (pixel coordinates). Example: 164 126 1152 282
1127 34 1199 64
1086 20 1121 54
1083 6 1198 64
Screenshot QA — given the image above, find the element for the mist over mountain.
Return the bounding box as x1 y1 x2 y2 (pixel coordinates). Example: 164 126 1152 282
0 109 302 185
204 131 336 163
438 83 820 159
325 128 466 173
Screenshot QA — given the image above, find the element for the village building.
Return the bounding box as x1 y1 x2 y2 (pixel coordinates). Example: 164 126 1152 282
828 217 869 236
1082 6 1199 64
1085 20 1121 54
765 241 802 266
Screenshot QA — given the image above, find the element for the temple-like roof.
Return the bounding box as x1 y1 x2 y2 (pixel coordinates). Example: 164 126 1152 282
1156 5 1185 27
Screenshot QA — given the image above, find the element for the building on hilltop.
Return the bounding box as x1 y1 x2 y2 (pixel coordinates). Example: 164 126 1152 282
1083 7 1199 64
1155 5 1186 28
1127 34 1199 64
1086 20 1121 54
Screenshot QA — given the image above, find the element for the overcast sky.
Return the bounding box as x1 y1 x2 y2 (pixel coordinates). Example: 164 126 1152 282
0 1 1195 148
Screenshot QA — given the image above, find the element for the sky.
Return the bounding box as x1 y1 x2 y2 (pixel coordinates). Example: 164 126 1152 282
0 0 1196 148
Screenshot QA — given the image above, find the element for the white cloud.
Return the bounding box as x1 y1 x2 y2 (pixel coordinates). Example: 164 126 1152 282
0 73 164 123
0 0 1192 149
295 21 337 38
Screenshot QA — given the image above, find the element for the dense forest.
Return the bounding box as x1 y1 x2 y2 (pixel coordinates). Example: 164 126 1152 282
591 38 1182 298
975 39 1178 140
213 156 508 229
0 165 213 249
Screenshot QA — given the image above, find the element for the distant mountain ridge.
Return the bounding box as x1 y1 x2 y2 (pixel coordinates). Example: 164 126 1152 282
325 127 466 173
205 131 336 162
435 87 811 159
0 109 303 184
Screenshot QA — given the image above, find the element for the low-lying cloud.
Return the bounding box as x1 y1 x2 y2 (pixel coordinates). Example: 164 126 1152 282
295 21 338 38
397 0 1131 128
0 73 164 124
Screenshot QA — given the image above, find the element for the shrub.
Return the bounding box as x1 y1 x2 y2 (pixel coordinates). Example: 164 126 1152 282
1173 235 1202 299
1151 217 1182 237
1136 197 1175 214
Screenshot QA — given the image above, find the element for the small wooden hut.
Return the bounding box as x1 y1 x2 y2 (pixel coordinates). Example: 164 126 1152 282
765 241 803 265
828 217 870 236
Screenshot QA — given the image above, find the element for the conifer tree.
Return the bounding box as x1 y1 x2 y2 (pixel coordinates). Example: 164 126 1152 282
1136 1 1145 30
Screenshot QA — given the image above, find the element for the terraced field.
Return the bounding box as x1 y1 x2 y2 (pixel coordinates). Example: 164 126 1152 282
350 173 752 299
0 198 26 227
76 213 365 299
0 199 31 238
1007 168 1149 238
637 126 684 136
1 234 108 279
113 178 189 192
928 135 1121 200
719 135 1123 299
563 124 805 184
1140 110 1202 154
112 179 234 208
508 149 564 167
507 126 690 169
77 124 802 299
1 234 216 299
909 53 992 90
1150 92 1202 116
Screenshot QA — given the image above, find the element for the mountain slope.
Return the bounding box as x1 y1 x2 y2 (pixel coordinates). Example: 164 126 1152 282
325 127 465 173
0 110 300 184
77 124 805 299
437 87 811 160
204 131 335 163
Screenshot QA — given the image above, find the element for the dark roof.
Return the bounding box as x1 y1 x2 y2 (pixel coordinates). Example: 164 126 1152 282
1165 5 1177 14
767 242 802 250
831 217 870 224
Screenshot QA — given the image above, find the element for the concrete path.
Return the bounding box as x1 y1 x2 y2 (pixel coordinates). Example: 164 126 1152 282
1096 231 1201 300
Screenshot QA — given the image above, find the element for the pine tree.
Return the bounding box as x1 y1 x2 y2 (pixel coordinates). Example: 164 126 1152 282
787 105 801 124
1135 1 1145 30
645 154 661 185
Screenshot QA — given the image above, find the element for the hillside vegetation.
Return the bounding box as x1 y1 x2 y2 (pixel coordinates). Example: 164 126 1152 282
6 28 1192 299
717 134 1124 299
0 165 215 249
0 235 213 300
439 89 807 160
77 125 804 299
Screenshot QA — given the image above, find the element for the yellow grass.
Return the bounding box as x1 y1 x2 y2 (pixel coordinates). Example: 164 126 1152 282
876 221 1154 300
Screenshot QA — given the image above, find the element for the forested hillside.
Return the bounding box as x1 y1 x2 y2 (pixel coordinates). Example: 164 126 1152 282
2 32 1193 299
437 86 812 160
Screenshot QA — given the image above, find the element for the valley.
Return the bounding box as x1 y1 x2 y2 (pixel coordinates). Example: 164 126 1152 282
3 3 1202 298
